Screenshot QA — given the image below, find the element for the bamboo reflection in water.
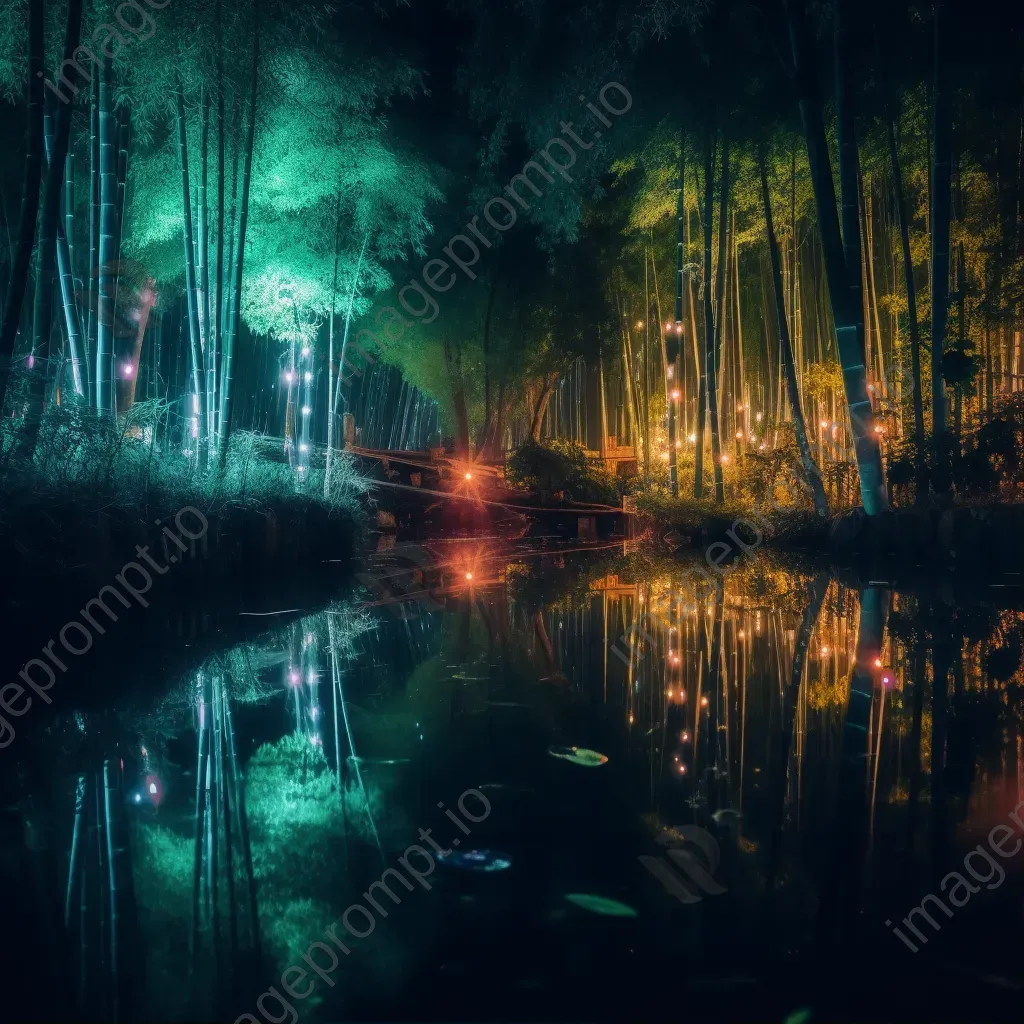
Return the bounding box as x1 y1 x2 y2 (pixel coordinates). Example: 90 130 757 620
188 670 261 1016
329 611 385 867
62 763 140 1022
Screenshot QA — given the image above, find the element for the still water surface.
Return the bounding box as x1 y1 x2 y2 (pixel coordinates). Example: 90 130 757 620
9 537 1024 1021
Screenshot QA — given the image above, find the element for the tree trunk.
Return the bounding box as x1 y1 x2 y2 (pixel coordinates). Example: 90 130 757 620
787 0 888 515
0 0 45 413
880 32 927 504
57 142 85 397
325 191 343 497
696 130 715 499
599 342 609 458
669 128 685 497
215 0 225 446
95 59 117 419
199 88 215 444
218 9 259 465
759 147 829 517
530 372 559 443
176 84 208 464
930 2 953 497
619 308 639 455
333 231 369 419
19 4 83 454
709 132 729 503
87 72 99 409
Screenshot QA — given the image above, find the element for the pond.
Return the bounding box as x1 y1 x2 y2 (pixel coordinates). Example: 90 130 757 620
6 536 1024 1022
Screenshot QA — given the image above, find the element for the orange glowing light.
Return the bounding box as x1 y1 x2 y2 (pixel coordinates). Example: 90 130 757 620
465 571 473 581
700 695 709 707
874 657 882 668
465 471 473 480
671 389 681 400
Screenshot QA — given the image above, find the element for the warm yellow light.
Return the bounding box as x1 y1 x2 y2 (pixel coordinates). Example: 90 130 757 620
721 454 729 463
681 731 690 742
874 657 882 668
675 440 682 449
738 630 745 638
737 402 744 412
755 412 763 422
820 420 829 429
666 689 673 698
678 764 687 774
700 695 709 707
675 324 683 333
660 452 669 461
636 320 644 330
821 645 830 656
736 430 743 439
665 321 673 331
688 433 696 443
874 425 884 434
465 571 473 581
671 389 681 400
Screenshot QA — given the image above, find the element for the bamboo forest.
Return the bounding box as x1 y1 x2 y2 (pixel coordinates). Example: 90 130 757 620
5 1 1024 1021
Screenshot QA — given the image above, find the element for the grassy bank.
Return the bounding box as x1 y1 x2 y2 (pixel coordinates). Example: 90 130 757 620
0 408 367 692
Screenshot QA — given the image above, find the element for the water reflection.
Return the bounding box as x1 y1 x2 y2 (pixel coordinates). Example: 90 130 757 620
8 540 1024 1020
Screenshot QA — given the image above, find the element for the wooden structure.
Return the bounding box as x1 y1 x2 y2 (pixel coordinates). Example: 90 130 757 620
591 433 639 476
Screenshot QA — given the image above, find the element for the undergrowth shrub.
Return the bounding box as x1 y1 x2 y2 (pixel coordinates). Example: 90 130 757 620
505 439 620 504
0 401 367 567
